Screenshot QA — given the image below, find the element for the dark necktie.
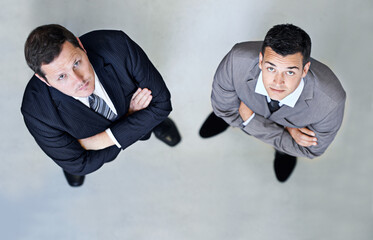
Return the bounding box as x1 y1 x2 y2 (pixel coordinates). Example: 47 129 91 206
88 93 117 121
268 99 281 113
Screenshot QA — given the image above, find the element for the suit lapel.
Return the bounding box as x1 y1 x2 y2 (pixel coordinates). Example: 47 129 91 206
245 73 271 118
50 87 110 127
97 65 126 116
269 74 314 120
89 52 127 117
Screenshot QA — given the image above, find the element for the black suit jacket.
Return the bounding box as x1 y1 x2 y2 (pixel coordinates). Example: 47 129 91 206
21 30 172 175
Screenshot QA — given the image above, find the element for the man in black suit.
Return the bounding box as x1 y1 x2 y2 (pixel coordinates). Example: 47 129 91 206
21 24 181 187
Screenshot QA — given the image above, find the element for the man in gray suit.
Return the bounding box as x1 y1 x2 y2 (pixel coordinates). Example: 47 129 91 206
199 24 346 182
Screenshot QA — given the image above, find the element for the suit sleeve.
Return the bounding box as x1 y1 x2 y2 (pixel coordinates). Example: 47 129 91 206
22 110 121 175
109 32 172 149
241 100 345 158
211 49 244 128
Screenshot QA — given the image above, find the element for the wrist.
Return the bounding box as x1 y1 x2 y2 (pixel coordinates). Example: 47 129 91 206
240 110 253 122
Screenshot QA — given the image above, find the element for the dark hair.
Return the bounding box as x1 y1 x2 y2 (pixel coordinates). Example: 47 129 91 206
24 24 82 80
261 24 311 66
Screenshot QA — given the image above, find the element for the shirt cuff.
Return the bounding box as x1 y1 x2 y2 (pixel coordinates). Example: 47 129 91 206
242 113 255 126
105 128 122 148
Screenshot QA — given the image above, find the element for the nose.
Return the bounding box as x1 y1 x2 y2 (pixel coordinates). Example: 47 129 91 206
273 72 284 85
71 70 84 84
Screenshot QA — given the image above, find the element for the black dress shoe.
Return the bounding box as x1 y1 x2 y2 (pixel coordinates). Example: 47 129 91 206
153 118 181 147
273 151 297 182
63 170 85 187
199 112 229 138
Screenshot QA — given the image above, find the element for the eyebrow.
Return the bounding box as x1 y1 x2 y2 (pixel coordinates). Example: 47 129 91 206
53 57 80 77
265 61 299 70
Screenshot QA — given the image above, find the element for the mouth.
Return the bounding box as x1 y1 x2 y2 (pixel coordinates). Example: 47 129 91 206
269 87 285 93
78 81 89 91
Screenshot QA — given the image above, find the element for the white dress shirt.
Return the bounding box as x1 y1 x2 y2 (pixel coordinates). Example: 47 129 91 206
242 71 304 126
74 71 122 148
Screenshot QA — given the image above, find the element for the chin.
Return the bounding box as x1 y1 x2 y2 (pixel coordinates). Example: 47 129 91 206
269 90 287 101
77 89 94 98
269 94 284 101
87 88 94 96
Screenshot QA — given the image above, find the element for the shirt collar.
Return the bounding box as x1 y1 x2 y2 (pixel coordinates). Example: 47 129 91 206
254 71 304 108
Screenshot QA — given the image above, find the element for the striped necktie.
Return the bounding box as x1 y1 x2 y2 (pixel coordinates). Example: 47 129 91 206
88 93 117 121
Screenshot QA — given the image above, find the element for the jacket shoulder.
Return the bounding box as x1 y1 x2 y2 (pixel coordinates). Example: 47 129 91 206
229 41 262 71
79 30 130 49
231 41 262 57
79 30 134 64
21 76 55 119
80 30 126 41
308 58 346 103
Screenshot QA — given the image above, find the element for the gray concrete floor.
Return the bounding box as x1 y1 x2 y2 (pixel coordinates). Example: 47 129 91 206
1 0 373 239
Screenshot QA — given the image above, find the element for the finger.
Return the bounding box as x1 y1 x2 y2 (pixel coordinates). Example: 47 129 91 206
297 140 317 147
301 139 318 147
133 89 150 103
138 94 152 106
297 134 318 146
288 128 317 147
298 131 317 142
131 88 142 100
137 89 151 102
299 127 315 137
143 95 152 108
294 132 316 146
291 130 316 146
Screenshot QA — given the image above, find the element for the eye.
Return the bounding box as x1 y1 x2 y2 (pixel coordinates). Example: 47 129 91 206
267 67 275 72
287 71 295 76
58 74 66 80
73 60 80 68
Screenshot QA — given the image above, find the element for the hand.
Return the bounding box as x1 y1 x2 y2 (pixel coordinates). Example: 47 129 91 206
286 127 318 147
78 131 115 150
239 101 254 122
128 88 152 115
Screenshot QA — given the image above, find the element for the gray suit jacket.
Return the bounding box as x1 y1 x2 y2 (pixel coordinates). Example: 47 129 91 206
211 41 346 158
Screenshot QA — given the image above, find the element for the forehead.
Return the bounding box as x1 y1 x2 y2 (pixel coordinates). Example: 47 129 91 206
262 47 303 67
41 41 82 75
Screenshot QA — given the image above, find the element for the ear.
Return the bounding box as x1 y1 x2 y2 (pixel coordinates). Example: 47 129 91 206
35 73 51 86
302 61 311 78
76 37 87 53
258 52 263 70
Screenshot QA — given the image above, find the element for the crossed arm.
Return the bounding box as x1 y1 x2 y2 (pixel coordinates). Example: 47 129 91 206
78 30 172 151
78 88 153 150
213 88 343 159
238 101 318 148
23 83 166 176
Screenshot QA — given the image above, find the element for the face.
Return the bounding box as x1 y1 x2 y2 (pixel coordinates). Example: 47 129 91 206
259 47 310 101
36 40 95 97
